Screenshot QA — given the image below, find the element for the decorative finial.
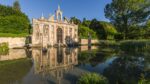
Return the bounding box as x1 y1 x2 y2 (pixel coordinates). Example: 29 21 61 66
49 13 51 17
58 5 60 10
41 12 44 19
42 12 44 17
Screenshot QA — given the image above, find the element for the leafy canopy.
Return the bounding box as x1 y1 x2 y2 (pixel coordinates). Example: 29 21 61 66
0 3 30 36
90 19 117 40
105 0 150 39
13 0 21 11
79 25 97 39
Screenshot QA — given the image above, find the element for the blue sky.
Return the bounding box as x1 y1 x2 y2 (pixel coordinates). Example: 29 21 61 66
0 0 112 22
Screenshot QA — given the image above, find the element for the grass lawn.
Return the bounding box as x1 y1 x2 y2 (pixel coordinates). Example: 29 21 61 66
0 33 29 37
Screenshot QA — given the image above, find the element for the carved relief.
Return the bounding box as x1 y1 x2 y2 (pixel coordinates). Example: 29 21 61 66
43 25 49 36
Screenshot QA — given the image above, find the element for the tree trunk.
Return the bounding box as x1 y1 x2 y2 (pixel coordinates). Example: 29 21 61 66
123 15 128 40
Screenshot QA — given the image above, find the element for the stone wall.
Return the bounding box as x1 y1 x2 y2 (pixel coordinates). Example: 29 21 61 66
0 37 26 48
80 39 99 45
80 46 98 51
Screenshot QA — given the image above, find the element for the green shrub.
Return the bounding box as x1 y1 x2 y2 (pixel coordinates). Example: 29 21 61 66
138 79 150 84
79 25 97 39
77 73 109 84
138 74 150 84
0 42 9 55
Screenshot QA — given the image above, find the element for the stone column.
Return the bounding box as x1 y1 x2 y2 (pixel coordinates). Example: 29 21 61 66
72 27 75 41
48 25 51 46
63 26 66 44
54 25 56 44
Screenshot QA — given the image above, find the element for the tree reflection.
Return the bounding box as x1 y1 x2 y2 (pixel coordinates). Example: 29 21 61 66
103 54 149 84
78 48 117 67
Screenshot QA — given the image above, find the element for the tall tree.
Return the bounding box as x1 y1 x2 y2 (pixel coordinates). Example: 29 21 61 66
82 18 91 27
104 0 150 39
13 0 21 11
90 19 117 40
0 4 30 34
70 17 81 25
145 20 150 38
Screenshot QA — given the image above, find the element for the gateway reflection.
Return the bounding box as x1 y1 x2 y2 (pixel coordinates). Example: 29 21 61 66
32 48 78 84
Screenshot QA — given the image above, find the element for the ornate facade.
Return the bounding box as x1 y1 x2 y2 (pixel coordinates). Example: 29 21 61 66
32 6 78 47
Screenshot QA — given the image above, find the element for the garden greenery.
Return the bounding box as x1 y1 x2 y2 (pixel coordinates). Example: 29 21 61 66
79 25 97 39
77 73 109 84
0 4 30 37
0 42 9 55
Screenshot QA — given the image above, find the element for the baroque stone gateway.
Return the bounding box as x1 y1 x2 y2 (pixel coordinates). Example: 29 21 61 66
32 5 78 47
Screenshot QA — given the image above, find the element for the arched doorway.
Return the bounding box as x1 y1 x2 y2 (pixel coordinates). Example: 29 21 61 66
57 28 63 43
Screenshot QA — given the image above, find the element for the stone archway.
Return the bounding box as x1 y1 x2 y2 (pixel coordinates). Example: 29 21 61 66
57 28 63 43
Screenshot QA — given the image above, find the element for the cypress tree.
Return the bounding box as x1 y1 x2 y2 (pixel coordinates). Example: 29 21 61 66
13 0 21 11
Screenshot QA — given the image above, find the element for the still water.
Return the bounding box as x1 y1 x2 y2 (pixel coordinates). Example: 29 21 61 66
0 46 149 84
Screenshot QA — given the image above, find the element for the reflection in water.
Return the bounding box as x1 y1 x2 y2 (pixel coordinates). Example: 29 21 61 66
103 54 150 84
0 46 149 84
57 48 63 63
32 48 78 84
77 47 150 84
0 49 27 61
